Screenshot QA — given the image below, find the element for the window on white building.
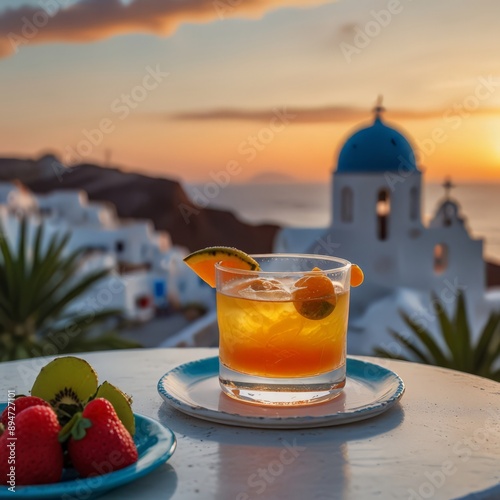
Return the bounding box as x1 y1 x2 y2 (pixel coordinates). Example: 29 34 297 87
142 244 150 258
341 187 353 223
39 207 52 216
410 187 419 221
116 241 125 253
434 243 448 274
377 189 390 240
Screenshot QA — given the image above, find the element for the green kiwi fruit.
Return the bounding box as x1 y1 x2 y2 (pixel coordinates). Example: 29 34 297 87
95 381 135 436
31 356 98 424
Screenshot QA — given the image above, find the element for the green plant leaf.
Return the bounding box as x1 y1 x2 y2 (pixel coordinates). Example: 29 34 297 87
454 290 472 371
432 292 456 360
0 231 16 307
37 268 111 324
23 249 82 318
387 329 435 364
473 313 500 372
375 291 500 382
399 311 450 367
0 218 130 361
480 330 500 378
17 217 27 287
31 222 44 271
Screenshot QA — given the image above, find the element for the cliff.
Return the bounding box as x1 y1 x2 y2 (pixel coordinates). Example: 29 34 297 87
0 156 279 253
1 155 500 288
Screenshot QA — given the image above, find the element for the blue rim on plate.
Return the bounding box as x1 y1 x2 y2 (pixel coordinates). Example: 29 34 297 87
0 404 176 499
158 356 405 429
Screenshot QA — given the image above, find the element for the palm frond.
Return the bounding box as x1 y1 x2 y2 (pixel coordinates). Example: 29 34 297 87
375 291 500 382
399 311 450 367
387 328 435 364
37 268 112 324
0 231 16 303
453 290 472 372
474 313 500 372
432 292 458 360
0 217 135 362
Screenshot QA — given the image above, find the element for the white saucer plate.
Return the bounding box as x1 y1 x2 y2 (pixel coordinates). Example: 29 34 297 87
157 356 405 429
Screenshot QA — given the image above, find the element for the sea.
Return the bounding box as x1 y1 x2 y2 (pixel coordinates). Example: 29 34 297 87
189 182 500 262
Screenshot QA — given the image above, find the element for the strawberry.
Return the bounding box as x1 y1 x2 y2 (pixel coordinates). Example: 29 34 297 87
66 398 138 478
1 396 50 428
0 406 63 486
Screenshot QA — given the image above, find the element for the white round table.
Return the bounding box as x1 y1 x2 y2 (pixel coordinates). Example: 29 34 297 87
1 348 499 499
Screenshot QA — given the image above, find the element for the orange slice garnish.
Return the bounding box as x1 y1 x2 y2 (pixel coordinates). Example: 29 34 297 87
351 264 364 287
183 246 260 288
292 267 337 320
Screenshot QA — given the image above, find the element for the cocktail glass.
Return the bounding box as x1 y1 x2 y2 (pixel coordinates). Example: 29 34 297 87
215 254 351 406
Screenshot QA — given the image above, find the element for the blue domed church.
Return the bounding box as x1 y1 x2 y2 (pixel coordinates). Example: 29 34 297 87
275 105 485 344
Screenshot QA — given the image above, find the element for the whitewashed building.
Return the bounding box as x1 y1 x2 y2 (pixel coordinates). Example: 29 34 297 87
0 183 214 323
275 106 489 354
162 108 495 351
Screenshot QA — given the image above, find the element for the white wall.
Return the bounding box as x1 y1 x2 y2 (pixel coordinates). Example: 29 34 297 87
332 171 424 236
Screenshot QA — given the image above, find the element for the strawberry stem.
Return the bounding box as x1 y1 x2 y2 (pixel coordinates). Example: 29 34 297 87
58 412 92 442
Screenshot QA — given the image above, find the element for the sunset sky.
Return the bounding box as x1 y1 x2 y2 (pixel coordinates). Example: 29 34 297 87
1 0 500 182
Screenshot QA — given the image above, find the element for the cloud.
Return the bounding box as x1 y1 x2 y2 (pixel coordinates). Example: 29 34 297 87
168 104 500 124
0 0 330 59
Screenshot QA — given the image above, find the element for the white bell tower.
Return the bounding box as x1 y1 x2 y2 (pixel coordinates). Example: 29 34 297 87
332 100 424 241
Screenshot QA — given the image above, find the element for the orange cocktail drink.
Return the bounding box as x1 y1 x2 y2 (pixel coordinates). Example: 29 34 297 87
218 284 349 377
216 254 352 406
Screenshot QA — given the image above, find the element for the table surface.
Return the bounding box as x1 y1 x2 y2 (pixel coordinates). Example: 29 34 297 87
1 348 499 500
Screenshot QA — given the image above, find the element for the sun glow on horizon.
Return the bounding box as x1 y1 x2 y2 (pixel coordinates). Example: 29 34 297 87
1 0 500 184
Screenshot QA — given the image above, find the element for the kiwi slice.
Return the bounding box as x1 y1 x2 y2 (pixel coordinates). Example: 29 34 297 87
95 381 135 436
31 357 98 424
